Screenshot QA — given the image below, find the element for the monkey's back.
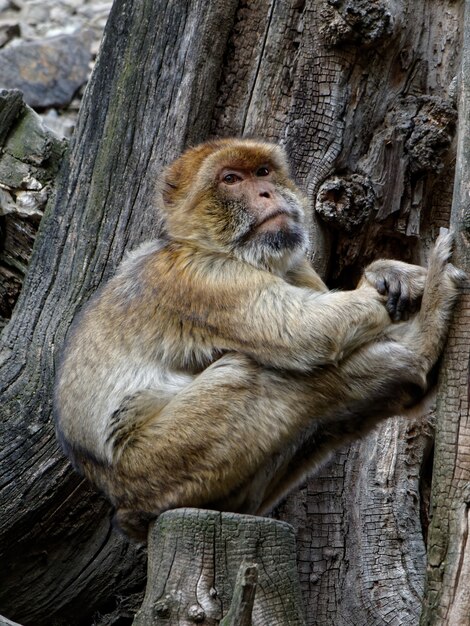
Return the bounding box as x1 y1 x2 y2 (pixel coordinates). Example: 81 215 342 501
54 240 198 466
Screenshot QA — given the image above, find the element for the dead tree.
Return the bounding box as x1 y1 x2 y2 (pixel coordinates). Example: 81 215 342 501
0 0 467 624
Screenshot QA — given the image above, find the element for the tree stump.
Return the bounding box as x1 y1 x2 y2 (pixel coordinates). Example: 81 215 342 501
133 509 306 626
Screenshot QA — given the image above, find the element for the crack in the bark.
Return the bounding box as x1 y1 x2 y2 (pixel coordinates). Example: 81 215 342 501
241 0 276 134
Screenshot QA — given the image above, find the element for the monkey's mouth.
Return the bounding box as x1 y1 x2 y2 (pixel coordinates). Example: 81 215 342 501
256 209 296 233
232 207 301 248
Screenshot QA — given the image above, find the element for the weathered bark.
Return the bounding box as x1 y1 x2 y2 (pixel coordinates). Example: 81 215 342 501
133 509 305 626
0 1 238 624
268 3 462 624
219 564 258 626
421 1 470 623
0 0 465 624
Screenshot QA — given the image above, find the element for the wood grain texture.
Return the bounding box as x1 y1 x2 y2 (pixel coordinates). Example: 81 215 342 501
0 0 465 624
133 509 305 626
421 1 470 623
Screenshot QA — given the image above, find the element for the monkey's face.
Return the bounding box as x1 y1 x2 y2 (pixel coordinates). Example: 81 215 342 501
212 163 307 268
161 139 309 271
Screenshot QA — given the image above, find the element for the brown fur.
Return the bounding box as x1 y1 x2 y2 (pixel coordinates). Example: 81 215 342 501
54 139 464 541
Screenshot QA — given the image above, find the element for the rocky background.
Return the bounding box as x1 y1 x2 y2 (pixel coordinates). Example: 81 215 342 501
0 0 111 329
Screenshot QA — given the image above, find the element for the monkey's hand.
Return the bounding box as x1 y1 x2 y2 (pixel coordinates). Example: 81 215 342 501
360 259 427 322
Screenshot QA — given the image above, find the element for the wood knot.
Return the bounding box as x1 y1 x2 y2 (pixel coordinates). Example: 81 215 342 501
188 604 206 622
153 597 171 618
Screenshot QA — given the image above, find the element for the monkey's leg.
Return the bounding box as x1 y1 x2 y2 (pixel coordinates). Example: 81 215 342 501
109 353 328 539
248 337 428 515
109 342 425 539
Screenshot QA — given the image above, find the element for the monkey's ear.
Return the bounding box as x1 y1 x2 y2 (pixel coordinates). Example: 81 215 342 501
159 139 232 208
160 157 184 207
161 178 178 206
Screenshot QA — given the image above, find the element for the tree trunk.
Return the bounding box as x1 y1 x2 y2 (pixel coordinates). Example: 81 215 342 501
133 509 306 626
0 1 239 624
0 0 465 624
421 1 470 623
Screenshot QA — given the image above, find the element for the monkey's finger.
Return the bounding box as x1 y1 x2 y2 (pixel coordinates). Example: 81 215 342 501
375 277 388 295
395 283 410 321
386 280 401 321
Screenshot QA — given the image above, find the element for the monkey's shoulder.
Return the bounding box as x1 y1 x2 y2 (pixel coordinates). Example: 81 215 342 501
109 238 288 305
62 237 315 373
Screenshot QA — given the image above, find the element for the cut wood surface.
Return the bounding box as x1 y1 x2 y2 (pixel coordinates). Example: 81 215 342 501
133 509 305 626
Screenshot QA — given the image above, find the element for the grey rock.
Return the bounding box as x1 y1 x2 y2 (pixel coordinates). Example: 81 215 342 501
39 108 75 138
14 188 49 217
0 21 21 48
0 33 92 108
0 89 67 325
4 103 62 166
0 188 17 215
0 1 111 326
0 0 19 12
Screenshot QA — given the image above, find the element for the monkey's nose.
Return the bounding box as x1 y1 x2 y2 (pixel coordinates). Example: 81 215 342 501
259 191 271 199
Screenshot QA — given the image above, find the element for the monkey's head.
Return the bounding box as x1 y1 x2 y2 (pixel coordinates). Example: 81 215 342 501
159 138 309 271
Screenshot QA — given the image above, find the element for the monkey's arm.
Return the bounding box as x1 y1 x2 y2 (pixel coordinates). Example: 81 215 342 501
231 282 390 369
360 259 426 321
159 249 391 371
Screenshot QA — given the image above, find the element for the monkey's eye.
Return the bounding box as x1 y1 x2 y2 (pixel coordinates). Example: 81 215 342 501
222 173 242 185
256 166 270 177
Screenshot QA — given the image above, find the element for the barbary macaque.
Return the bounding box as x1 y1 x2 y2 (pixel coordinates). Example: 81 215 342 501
54 138 464 541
